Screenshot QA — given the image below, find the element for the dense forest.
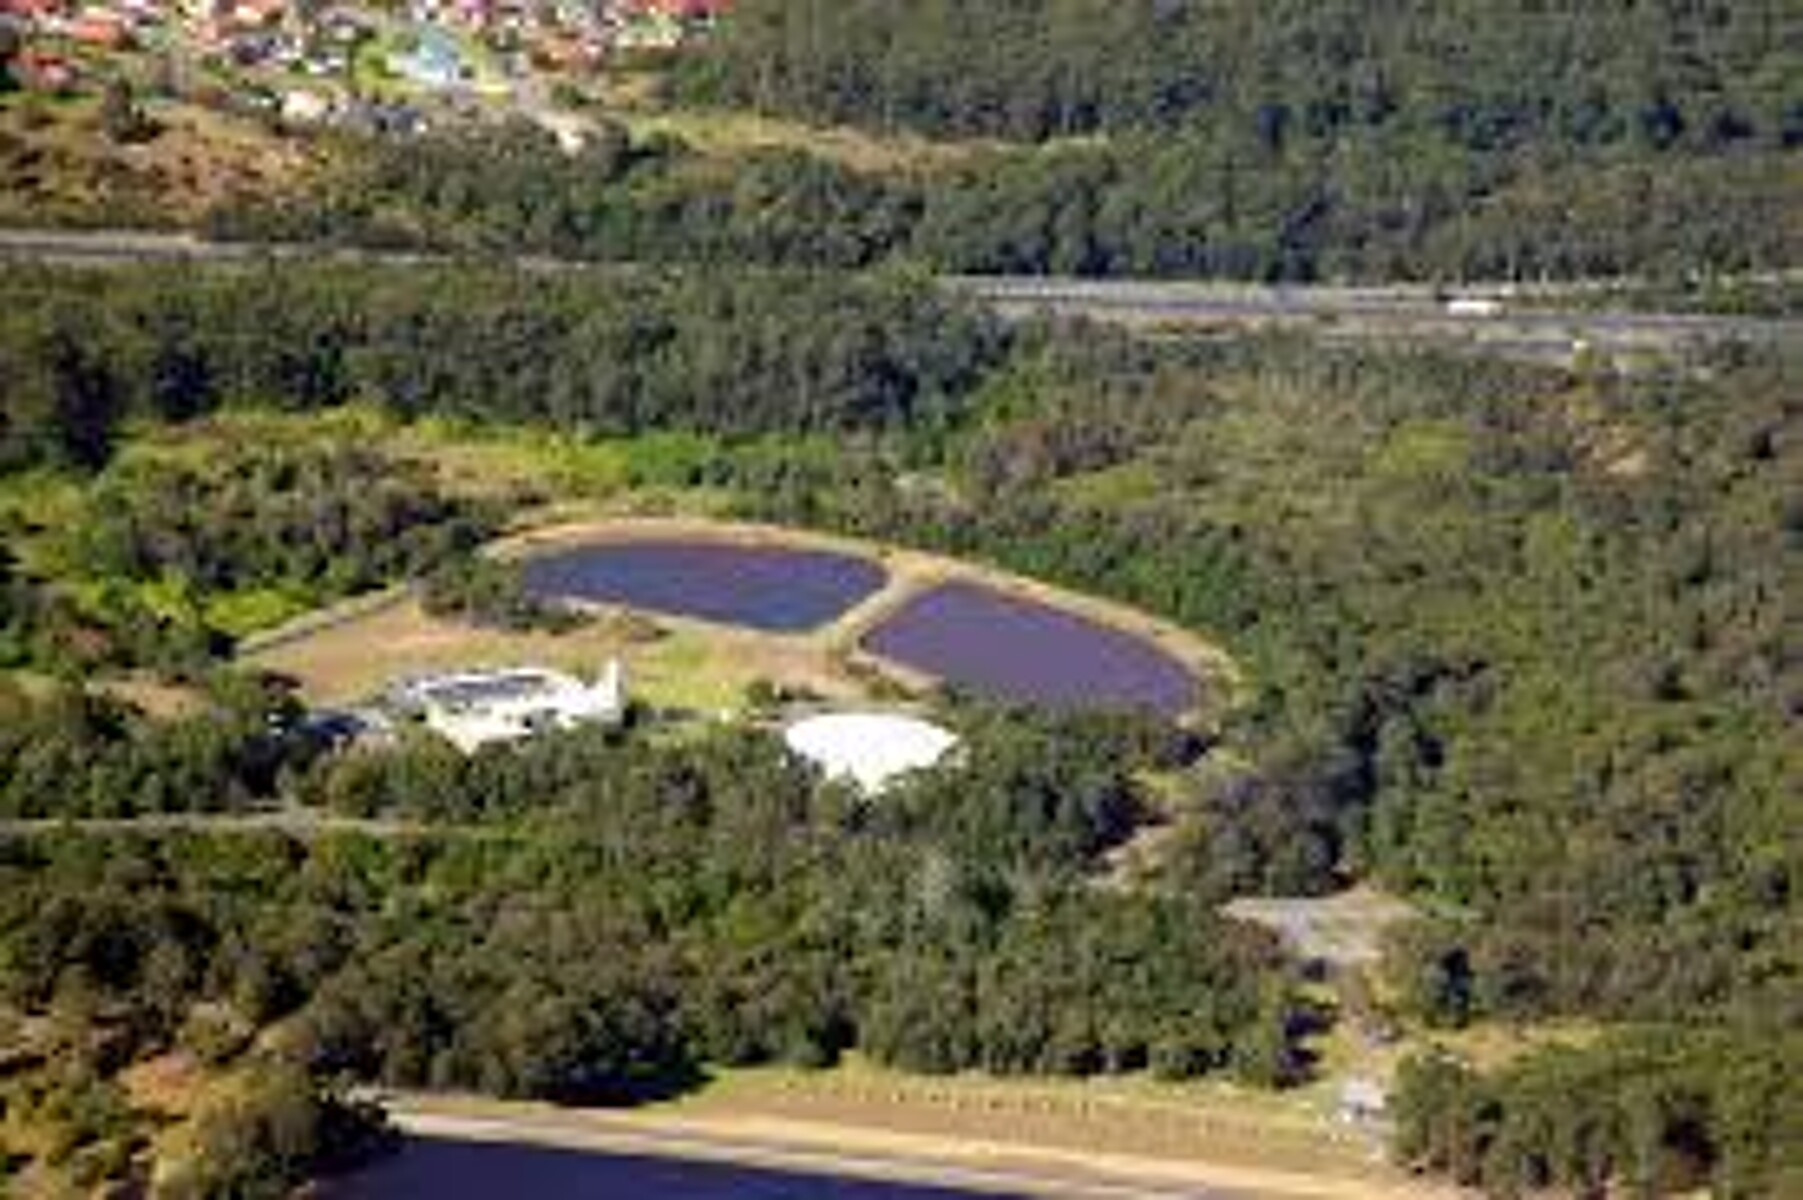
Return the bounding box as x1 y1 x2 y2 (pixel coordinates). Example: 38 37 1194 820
0 259 1005 675
1392 1029 1803 1196
209 1 1803 282
4 264 1797 1027
5 4 1802 1195
678 0 1802 279
680 0 1800 144
218 111 1803 284
64 446 490 598
213 123 923 271
0 260 1004 670
2 255 1800 1192
0 696 1302 1187
0 262 1005 475
736 333 1802 1032
0 441 499 671
0 678 304 819
728 332 1803 1195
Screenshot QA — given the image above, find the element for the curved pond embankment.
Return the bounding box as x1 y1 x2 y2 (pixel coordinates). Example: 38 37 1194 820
863 580 1198 717
505 518 1229 721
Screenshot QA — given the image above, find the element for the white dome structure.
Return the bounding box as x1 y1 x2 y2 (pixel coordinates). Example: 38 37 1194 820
784 712 958 795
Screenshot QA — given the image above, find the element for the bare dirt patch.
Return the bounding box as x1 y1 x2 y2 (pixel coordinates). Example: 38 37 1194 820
120 1051 208 1119
616 107 994 175
94 673 210 720
1225 889 1419 970
0 97 317 226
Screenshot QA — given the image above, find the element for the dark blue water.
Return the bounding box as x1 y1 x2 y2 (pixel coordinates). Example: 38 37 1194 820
522 540 888 633
331 1138 992 1199
864 582 1197 716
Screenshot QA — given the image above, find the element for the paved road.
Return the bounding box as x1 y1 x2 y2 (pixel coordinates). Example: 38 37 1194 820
5 227 1798 363
949 275 1803 362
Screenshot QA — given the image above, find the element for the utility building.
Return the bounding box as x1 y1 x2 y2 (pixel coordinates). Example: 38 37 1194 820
395 663 627 753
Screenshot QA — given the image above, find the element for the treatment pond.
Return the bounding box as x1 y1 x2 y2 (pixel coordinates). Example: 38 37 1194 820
864 581 1198 716
332 1138 985 1199
513 525 1208 718
522 538 887 633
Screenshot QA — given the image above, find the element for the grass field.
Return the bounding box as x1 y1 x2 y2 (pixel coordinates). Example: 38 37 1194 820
131 408 746 510
242 593 863 717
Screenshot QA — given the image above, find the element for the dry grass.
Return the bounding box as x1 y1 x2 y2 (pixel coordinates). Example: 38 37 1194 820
0 96 316 226
1225 889 1419 969
677 1059 1369 1173
616 106 992 175
242 594 868 715
1421 1020 1604 1073
118 1052 208 1119
93 674 209 720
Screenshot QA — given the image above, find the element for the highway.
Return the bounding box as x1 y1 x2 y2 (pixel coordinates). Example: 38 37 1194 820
947 275 1803 363
4 227 1799 364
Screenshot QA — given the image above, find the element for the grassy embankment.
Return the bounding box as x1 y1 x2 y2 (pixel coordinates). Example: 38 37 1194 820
461 1015 1595 1196
378 1055 1450 1200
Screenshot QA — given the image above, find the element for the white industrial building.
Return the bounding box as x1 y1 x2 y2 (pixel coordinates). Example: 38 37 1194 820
395 662 627 753
783 712 958 795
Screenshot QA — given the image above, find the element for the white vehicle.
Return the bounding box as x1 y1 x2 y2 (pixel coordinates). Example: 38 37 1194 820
1446 296 1504 318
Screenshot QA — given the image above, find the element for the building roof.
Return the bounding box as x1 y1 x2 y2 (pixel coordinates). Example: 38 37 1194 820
783 712 958 795
401 664 626 753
